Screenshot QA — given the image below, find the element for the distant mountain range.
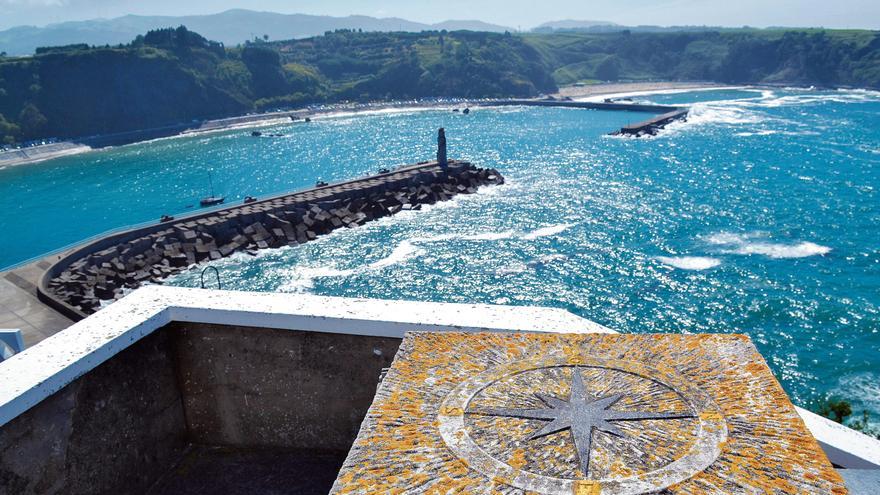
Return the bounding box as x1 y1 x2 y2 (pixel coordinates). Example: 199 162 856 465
534 20 618 30
0 9 515 55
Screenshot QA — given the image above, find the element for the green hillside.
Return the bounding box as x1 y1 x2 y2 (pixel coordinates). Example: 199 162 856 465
1 26 879 144
523 30 880 86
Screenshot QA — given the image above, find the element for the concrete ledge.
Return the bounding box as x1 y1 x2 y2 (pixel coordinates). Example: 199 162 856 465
0 286 610 429
1 285 877 471
798 407 880 469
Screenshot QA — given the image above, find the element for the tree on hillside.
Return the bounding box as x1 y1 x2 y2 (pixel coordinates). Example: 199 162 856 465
242 45 290 98
0 113 21 144
596 56 621 81
18 104 47 138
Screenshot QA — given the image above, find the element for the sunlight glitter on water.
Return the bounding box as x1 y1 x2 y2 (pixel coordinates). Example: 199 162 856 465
2 88 879 420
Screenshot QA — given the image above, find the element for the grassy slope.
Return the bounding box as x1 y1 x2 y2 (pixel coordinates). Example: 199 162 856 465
1 27 878 143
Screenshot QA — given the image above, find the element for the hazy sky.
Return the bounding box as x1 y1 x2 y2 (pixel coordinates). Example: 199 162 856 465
1 0 878 31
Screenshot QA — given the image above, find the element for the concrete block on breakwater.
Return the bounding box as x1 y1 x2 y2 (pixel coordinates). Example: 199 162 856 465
40 160 504 319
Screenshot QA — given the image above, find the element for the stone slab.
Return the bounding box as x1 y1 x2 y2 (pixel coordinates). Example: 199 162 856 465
332 332 846 495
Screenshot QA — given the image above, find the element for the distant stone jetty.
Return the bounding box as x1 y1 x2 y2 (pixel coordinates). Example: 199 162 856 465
40 137 503 319
486 99 688 136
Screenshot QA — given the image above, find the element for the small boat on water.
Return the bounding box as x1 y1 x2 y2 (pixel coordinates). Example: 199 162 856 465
200 171 225 207
200 196 225 207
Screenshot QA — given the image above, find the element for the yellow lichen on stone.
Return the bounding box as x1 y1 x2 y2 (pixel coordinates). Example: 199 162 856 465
572 480 601 495
330 332 846 495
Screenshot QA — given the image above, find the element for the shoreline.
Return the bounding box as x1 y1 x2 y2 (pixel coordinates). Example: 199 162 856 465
0 142 94 169
553 81 725 100
0 81 783 170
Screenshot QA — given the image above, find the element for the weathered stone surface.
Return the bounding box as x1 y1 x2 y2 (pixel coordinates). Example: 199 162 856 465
332 333 845 495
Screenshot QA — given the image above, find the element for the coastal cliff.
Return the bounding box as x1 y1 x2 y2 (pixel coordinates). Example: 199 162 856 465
4 27 878 145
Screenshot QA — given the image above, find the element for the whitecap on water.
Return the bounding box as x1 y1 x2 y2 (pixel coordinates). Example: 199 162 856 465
367 240 424 269
522 223 576 240
727 241 831 259
734 129 779 137
277 240 425 291
460 231 517 241
278 225 575 287
705 232 766 245
277 265 358 291
706 232 831 259
655 256 722 270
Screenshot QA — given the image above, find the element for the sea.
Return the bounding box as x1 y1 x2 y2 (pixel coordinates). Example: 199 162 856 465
1 88 878 423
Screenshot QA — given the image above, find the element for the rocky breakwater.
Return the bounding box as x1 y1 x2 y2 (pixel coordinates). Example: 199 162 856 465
43 160 503 318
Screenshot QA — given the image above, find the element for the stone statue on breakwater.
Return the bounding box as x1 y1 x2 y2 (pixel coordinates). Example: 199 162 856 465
41 130 504 318
438 128 447 168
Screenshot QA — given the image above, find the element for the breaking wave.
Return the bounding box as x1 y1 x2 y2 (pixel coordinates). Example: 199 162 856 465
706 232 831 259
658 88 879 136
280 223 577 289
522 223 577 240
655 256 722 270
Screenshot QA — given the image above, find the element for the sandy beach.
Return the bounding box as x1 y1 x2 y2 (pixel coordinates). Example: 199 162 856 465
0 142 93 169
554 81 723 100
0 81 721 170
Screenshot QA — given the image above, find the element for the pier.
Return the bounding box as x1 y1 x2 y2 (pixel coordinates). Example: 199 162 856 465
37 156 503 321
613 107 690 136
485 99 689 136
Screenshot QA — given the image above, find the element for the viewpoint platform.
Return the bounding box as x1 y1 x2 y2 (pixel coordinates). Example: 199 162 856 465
333 332 846 494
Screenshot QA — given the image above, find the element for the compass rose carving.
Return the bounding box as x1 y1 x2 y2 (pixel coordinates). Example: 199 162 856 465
471 368 695 477
437 356 728 494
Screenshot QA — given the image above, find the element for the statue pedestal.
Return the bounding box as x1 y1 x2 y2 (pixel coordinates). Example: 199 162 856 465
332 332 845 494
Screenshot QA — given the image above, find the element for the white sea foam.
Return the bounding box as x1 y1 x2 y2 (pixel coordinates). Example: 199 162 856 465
659 88 879 136
705 232 766 245
655 256 722 270
367 240 424 269
706 232 831 259
578 85 752 103
734 129 778 137
522 223 576 240
461 230 517 241
680 103 764 126
277 265 357 291
743 89 880 109
279 223 577 288
733 129 818 137
659 102 769 136
727 241 831 259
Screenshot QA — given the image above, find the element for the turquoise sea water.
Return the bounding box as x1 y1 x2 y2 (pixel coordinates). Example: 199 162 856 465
1 88 879 421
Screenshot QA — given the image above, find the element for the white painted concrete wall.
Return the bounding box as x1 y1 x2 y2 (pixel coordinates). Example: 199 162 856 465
0 285 877 469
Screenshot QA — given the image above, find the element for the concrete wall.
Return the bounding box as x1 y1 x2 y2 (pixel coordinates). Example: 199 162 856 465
172 322 400 451
0 320 402 494
0 330 187 495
